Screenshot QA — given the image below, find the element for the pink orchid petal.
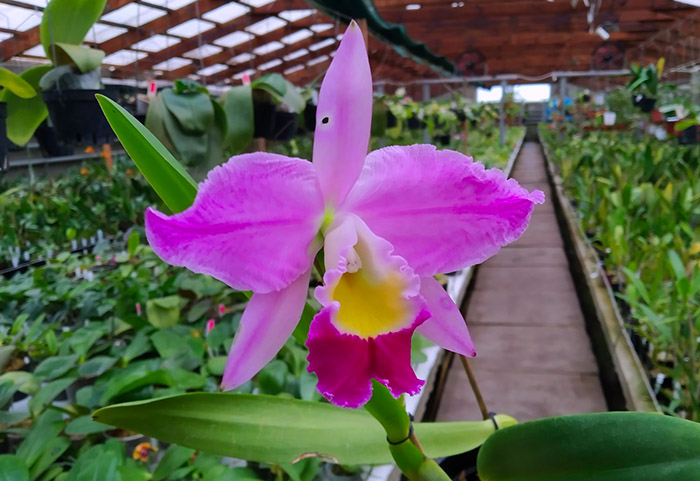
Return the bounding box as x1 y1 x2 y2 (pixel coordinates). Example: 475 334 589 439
306 304 427 408
343 145 545 276
222 269 311 390
416 276 476 357
145 153 324 293
312 21 372 207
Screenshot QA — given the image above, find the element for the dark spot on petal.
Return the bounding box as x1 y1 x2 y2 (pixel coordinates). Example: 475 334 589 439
321 116 330 124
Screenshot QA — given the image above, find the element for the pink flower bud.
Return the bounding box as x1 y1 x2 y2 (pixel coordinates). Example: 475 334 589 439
218 304 226 317
205 319 216 336
135 303 142 316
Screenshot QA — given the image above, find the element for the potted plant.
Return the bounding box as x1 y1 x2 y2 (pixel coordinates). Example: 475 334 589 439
250 73 305 141
605 88 633 126
0 68 37 171
145 79 229 172
627 59 664 113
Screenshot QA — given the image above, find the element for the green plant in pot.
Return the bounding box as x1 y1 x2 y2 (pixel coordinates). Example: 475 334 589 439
251 73 305 141
659 101 699 145
145 78 260 178
605 87 634 125
0 68 36 171
627 59 664 113
39 0 112 146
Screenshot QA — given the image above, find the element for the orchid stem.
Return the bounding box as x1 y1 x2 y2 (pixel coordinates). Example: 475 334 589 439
459 355 490 420
364 381 450 481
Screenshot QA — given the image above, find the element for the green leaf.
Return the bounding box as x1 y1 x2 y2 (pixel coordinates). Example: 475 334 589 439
0 371 40 395
17 411 64 468
206 356 227 376
40 0 107 59
161 89 214 135
127 231 140 258
65 415 111 435
668 250 686 281
0 65 51 146
477 412 700 481
93 393 513 465
29 377 76 416
78 356 118 378
34 355 79 380
253 74 305 113
221 85 254 154
0 455 29 481
146 296 182 328
0 67 35 98
257 360 288 395
29 437 70 481
53 43 105 73
122 331 152 364
96 94 198 214
152 445 195 481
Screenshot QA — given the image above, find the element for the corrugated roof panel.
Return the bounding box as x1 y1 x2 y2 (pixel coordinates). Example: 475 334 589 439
101 3 166 27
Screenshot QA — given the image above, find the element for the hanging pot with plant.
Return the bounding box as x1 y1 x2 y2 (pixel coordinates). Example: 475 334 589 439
251 73 305 141
38 0 117 146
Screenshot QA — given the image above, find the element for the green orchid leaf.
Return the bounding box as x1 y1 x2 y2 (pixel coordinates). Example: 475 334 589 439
65 415 111 435
0 67 35 98
221 85 254 154
40 0 107 59
96 94 198 213
253 73 305 113
53 43 105 73
477 412 700 481
0 65 49 146
93 392 515 465
146 295 182 328
152 445 195 481
161 89 214 135
0 455 29 481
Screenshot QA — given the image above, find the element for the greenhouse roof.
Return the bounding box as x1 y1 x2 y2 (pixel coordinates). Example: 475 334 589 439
0 0 697 87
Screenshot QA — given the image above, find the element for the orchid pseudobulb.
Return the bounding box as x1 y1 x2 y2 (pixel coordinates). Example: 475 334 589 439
145 22 544 408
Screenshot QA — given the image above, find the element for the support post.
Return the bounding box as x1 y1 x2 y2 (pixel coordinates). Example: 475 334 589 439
422 83 430 143
499 80 506 146
559 77 567 120
377 83 386 148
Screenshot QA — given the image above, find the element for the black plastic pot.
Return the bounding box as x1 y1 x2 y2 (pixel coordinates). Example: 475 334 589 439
303 102 317 132
678 124 697 145
451 108 466 122
440 447 480 480
434 134 451 146
34 121 73 157
42 89 116 145
271 111 298 141
639 97 656 113
631 93 642 107
407 117 424 130
386 110 398 128
253 101 276 139
0 102 7 172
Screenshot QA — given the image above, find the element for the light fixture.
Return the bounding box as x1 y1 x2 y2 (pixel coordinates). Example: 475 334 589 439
674 0 700 6
595 25 610 40
405 4 421 10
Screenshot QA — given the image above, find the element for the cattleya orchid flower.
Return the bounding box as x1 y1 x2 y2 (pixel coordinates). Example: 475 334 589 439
145 22 544 408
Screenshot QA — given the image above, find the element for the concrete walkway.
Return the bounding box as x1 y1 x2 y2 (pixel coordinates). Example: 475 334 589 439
436 142 608 422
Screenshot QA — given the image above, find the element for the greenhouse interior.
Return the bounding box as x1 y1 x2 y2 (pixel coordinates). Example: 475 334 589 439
2 0 700 479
